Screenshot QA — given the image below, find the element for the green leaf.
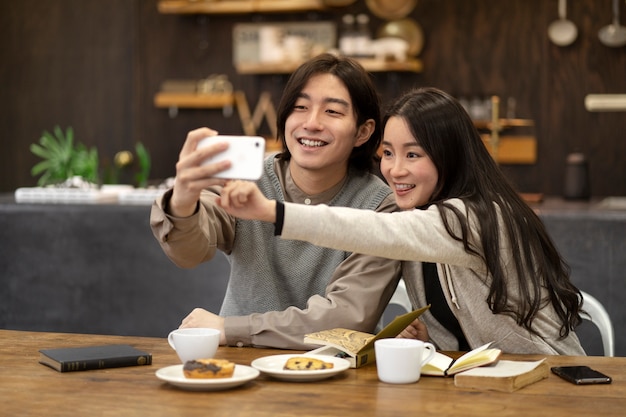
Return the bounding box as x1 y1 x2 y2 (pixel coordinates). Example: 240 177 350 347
39 130 67 162
134 142 151 188
30 143 52 159
37 172 50 187
38 133 57 152
53 125 65 142
31 160 52 176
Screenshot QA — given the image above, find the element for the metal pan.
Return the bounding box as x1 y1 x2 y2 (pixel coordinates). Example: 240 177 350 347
376 18 424 56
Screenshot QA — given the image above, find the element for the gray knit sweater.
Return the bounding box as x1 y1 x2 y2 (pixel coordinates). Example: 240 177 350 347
219 156 392 316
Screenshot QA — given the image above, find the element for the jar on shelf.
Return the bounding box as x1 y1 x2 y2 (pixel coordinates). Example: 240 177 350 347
564 152 590 200
354 14 373 57
339 14 356 56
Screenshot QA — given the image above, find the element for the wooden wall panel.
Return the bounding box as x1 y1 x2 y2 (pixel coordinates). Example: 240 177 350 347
1 0 624 197
0 0 137 189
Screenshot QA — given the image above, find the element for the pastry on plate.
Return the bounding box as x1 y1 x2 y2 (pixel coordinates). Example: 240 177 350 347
283 357 334 371
183 358 235 379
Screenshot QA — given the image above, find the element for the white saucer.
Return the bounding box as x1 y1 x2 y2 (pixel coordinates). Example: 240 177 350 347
156 364 259 391
251 354 350 382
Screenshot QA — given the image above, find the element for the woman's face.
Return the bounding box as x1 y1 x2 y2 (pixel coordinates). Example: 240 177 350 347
380 116 438 210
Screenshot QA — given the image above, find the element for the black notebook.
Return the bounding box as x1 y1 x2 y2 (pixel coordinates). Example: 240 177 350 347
39 344 152 372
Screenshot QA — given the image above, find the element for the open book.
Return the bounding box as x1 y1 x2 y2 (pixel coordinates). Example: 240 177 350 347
421 342 502 376
454 359 549 392
303 306 430 368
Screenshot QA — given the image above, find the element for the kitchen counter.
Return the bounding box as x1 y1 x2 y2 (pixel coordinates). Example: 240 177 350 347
0 194 229 338
1 195 624 355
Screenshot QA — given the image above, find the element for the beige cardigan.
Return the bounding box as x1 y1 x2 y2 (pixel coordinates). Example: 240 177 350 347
280 199 586 355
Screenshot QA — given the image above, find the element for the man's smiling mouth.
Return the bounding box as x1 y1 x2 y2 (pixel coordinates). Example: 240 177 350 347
299 138 327 147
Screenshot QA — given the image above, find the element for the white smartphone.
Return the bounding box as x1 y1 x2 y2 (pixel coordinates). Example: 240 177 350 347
197 135 266 180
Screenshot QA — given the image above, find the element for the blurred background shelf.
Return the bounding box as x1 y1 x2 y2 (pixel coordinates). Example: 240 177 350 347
235 58 423 74
473 118 535 131
153 92 234 109
157 0 326 14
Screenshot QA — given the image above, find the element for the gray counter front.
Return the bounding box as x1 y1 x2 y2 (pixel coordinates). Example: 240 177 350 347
1 195 624 355
536 198 626 356
0 196 229 338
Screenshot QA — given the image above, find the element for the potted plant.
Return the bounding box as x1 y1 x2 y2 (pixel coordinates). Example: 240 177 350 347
19 125 158 204
29 125 99 186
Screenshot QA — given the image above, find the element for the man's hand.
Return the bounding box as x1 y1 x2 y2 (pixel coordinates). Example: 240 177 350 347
180 308 226 345
168 127 231 218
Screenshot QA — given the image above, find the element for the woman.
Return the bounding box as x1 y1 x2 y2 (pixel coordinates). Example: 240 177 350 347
219 87 585 355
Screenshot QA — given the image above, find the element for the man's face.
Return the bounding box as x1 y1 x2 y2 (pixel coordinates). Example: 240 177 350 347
284 73 370 178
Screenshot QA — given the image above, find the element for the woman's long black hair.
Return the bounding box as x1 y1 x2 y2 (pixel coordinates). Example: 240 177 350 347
384 87 582 337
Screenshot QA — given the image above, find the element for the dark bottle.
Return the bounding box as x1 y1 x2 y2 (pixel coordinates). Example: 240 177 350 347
564 152 590 200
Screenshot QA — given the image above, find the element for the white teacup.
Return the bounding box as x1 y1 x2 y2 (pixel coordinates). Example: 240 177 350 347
375 338 436 384
167 328 220 363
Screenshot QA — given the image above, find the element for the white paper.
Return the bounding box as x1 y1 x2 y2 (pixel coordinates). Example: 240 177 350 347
456 359 546 378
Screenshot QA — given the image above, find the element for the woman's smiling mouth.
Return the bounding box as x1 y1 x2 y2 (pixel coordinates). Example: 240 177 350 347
394 183 416 195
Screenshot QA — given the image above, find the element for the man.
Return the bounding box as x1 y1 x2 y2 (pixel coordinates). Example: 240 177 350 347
150 53 402 349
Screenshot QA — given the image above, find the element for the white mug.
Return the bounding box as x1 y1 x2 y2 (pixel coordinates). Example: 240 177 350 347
167 328 220 363
375 338 436 384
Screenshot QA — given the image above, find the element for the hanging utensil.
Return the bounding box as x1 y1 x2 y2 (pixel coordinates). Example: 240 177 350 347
598 0 626 47
548 0 578 46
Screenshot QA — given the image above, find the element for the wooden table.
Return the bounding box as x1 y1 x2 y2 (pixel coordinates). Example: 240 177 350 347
1 330 625 416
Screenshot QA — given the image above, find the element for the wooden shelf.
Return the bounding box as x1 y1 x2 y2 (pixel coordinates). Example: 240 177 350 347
473 118 534 131
356 58 423 73
235 58 423 74
154 92 234 109
157 0 326 14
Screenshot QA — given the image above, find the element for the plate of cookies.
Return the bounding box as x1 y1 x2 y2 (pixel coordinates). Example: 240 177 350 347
250 354 350 382
156 359 260 391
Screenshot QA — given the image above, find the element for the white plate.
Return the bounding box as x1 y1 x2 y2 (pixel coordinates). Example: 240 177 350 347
155 364 259 391
251 354 350 382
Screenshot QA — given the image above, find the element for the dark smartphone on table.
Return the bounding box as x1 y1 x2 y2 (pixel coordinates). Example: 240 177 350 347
551 366 612 385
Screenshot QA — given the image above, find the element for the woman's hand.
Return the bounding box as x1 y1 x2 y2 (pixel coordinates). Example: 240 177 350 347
168 127 232 218
180 308 226 345
397 318 430 342
218 180 277 223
